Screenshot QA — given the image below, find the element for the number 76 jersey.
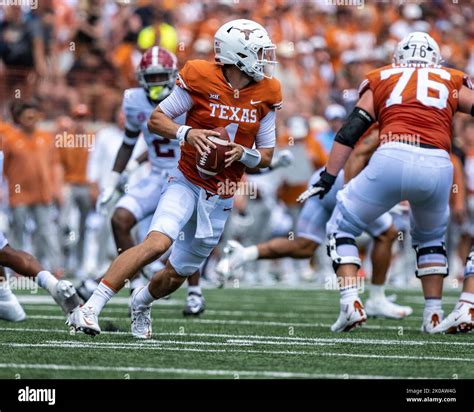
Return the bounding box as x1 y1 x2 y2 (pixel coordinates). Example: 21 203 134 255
360 63 473 152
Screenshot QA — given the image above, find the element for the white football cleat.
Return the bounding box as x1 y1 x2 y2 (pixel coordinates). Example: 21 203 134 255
331 298 367 332
0 291 26 322
365 296 413 319
421 310 444 333
130 287 152 339
215 240 246 281
66 305 101 336
52 280 82 314
431 302 474 334
183 292 205 316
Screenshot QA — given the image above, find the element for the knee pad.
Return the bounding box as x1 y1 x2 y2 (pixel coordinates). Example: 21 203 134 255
413 243 449 278
326 234 362 272
464 251 474 278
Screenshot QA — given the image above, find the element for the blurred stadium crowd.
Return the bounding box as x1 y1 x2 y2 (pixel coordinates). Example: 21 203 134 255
0 0 473 287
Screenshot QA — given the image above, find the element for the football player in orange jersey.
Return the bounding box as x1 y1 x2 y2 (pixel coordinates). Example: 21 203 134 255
304 32 474 333
67 19 282 338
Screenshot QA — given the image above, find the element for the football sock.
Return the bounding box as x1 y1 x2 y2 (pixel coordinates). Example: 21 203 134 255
133 284 155 308
369 284 385 300
36 270 58 296
423 297 442 316
243 246 259 262
86 281 116 314
188 285 202 296
459 292 474 305
340 285 359 304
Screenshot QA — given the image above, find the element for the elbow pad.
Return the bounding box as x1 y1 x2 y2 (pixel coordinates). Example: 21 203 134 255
334 107 374 148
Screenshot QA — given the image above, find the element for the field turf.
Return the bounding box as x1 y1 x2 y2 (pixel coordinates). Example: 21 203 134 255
0 287 473 379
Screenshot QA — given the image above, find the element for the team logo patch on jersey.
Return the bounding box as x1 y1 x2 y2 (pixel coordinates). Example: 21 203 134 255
137 112 147 122
209 93 220 100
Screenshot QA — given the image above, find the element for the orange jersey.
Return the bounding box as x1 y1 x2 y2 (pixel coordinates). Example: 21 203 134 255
58 145 90 185
2 128 59 207
176 60 282 196
360 64 472 152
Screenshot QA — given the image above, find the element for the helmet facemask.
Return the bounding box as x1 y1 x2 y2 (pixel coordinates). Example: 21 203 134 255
137 68 177 103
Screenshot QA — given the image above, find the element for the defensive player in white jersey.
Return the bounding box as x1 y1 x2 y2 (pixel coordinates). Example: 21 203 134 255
217 128 413 320
306 32 474 333
0 149 81 320
95 47 205 316
67 19 282 338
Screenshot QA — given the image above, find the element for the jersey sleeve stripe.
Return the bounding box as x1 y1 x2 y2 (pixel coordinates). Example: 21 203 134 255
177 74 190 91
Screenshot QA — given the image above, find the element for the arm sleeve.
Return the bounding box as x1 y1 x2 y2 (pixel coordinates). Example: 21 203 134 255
158 87 194 119
255 110 276 149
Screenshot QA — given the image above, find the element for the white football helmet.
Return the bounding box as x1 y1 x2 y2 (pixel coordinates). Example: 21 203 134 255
214 19 277 82
394 31 442 66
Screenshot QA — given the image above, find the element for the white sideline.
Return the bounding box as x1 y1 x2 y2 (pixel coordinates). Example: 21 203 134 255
3 340 474 363
0 363 430 379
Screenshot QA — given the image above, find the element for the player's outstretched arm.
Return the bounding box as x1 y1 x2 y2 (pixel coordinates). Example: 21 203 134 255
326 90 376 176
298 91 375 202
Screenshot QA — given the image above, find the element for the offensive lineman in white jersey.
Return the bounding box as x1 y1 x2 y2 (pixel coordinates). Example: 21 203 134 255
95 47 205 315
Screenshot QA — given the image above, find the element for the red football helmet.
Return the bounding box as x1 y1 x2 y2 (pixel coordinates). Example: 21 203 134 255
136 46 178 103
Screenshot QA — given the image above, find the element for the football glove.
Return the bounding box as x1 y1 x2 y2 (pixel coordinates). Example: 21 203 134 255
297 169 337 203
271 149 294 169
96 171 121 215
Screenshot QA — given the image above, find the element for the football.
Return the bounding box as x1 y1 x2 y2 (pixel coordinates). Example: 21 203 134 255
195 127 230 179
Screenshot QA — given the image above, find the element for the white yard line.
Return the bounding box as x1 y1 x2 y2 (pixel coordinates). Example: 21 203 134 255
2 340 472 363
25 314 421 330
17 295 180 306
22 304 424 321
0 362 429 379
2 327 473 347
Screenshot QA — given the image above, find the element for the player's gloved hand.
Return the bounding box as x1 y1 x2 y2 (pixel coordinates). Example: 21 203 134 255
121 158 140 186
271 149 294 169
297 169 337 203
96 171 121 215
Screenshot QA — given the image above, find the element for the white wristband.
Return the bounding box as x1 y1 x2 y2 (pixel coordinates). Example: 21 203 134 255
239 147 262 168
176 125 192 144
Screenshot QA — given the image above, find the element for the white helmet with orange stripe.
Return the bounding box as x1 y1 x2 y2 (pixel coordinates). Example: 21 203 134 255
214 19 277 82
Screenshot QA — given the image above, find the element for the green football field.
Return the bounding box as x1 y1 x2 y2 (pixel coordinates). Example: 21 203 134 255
0 286 473 379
